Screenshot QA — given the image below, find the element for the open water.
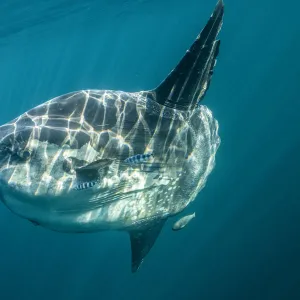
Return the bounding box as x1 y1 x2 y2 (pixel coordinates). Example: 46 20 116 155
0 0 299 299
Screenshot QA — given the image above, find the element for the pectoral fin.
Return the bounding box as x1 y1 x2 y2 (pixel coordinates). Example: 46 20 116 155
76 158 114 171
129 219 166 273
63 156 88 173
75 158 114 183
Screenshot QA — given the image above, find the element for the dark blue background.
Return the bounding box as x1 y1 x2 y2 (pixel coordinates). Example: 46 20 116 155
0 0 299 299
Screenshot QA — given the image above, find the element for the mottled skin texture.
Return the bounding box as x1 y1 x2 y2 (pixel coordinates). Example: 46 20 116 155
0 90 219 232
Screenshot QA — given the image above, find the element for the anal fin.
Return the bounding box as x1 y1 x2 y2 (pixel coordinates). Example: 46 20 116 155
129 219 166 273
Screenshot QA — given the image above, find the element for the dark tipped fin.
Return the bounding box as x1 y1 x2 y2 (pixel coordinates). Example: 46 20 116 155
153 0 224 111
129 219 166 272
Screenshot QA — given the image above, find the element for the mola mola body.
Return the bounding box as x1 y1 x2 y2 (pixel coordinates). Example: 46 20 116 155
0 0 224 272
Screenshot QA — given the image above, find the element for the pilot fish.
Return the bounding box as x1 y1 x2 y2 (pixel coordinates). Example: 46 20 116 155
172 213 196 231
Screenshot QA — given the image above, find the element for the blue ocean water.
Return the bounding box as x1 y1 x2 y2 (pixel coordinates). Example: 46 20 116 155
0 0 299 299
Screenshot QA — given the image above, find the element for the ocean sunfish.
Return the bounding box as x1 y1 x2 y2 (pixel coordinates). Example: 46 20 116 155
0 0 224 272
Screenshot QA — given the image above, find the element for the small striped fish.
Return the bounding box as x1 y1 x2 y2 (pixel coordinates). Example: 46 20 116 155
74 181 97 191
124 152 153 165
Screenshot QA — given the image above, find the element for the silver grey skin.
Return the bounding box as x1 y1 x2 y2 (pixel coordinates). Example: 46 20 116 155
0 0 224 272
172 212 196 231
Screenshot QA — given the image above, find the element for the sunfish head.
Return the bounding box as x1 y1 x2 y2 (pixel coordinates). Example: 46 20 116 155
0 106 76 221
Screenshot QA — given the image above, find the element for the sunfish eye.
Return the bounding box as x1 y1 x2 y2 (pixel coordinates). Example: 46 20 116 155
18 149 31 160
21 150 31 160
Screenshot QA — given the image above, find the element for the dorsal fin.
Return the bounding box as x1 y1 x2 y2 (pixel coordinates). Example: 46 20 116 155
129 219 166 272
152 0 224 111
